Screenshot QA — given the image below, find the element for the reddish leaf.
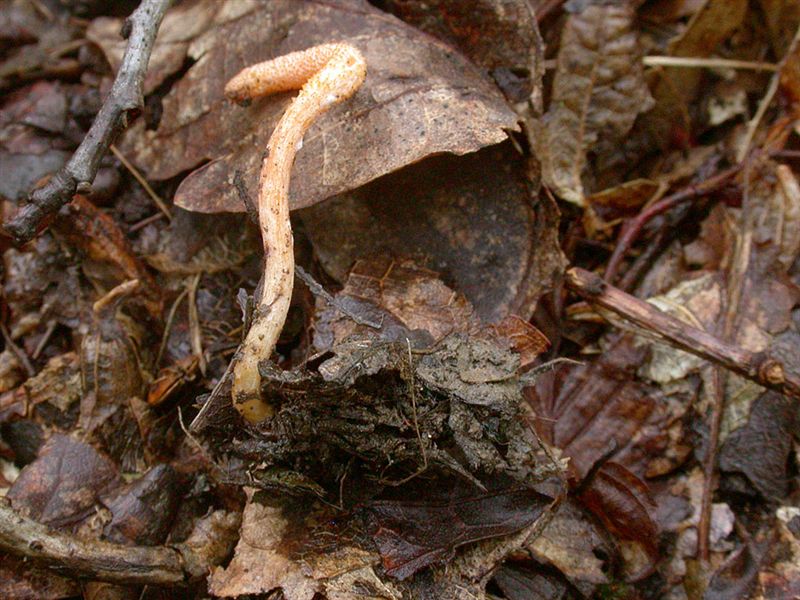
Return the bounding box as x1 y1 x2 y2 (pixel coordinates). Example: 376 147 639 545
526 334 691 480
52 195 162 319
493 565 567 600
579 462 659 579
99 464 180 545
7 433 120 528
367 487 551 580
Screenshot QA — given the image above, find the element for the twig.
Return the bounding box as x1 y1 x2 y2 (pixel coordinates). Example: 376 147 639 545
0 498 230 585
565 267 800 399
295 265 382 329
643 56 777 71
187 273 206 376
604 165 740 283
31 319 58 360
156 288 187 367
698 162 754 561
225 44 367 422
0 322 35 377
2 0 173 245
110 144 172 221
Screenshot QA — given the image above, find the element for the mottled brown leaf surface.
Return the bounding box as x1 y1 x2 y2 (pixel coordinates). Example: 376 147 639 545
301 143 565 322
312 256 480 353
528 500 609 588
98 0 519 215
579 462 659 580
718 391 800 500
537 0 653 206
493 565 567 600
0 81 71 201
86 1 256 95
99 464 179 545
0 352 80 425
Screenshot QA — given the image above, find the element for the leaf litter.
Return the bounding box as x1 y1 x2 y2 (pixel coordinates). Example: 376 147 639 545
0 0 800 598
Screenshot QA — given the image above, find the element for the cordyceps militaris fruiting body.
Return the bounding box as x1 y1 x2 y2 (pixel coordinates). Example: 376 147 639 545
224 44 367 423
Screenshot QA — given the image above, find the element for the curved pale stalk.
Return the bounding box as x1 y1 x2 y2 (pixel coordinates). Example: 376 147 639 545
225 44 366 422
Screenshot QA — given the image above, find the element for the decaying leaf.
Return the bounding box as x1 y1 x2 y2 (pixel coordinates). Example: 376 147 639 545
718 390 800 500
526 334 692 480
493 564 567 600
302 144 565 322
53 195 162 318
96 0 519 215
0 352 81 424
7 433 120 528
664 0 749 101
210 489 391 599
579 462 659 580
312 255 481 354
99 464 180 545
0 81 71 201
368 486 550 580
536 0 653 206
528 499 609 588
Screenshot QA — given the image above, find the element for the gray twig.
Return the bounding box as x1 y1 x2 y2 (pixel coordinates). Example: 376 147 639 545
3 0 172 245
0 498 239 586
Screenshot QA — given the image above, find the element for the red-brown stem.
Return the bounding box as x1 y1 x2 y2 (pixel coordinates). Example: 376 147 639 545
604 166 740 284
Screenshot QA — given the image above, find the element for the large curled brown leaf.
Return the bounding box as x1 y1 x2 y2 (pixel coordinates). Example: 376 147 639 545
93 0 519 214
537 0 653 206
301 143 565 322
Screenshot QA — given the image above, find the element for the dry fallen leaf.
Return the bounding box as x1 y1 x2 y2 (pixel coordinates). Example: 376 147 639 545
301 143 565 323
210 488 392 599
536 0 653 206
367 486 551 580
91 0 520 215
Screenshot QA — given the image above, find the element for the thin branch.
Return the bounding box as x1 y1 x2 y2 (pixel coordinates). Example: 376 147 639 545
643 56 777 71
2 0 173 245
604 165 740 283
0 498 236 586
110 144 172 221
565 267 800 400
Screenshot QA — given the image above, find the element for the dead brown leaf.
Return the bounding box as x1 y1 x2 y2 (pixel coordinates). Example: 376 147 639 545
312 255 480 353
526 334 692 481
536 0 653 206
98 0 519 215
209 488 391 599
528 499 609 589
367 486 551 580
301 143 565 323
0 81 71 201
7 433 120 528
